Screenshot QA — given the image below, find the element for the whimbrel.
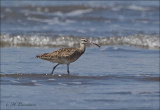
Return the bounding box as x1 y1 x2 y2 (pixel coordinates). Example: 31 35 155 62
36 38 100 74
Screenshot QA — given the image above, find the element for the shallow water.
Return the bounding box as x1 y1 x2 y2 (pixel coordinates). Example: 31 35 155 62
1 1 160 110
1 47 159 109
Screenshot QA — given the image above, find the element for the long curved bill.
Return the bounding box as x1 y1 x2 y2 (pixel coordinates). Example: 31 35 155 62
88 41 101 48
92 43 101 48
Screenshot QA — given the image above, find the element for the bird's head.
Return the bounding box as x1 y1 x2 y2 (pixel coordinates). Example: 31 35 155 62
80 38 100 48
80 38 88 44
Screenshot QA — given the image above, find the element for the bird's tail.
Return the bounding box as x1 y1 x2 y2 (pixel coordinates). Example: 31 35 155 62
36 53 49 58
36 55 40 58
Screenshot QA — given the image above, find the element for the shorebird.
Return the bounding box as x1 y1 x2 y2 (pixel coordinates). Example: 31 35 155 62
36 38 100 74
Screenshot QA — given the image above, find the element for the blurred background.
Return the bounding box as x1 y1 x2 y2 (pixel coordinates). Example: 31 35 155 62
1 1 159 48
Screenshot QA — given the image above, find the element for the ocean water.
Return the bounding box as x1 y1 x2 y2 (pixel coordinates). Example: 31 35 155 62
1 1 159 110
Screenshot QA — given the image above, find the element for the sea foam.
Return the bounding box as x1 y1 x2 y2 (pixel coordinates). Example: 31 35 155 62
1 34 159 49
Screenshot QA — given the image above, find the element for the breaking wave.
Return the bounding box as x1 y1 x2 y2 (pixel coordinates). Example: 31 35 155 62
1 34 159 49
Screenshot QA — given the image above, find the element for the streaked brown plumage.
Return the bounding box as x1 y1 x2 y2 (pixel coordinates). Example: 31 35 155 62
36 48 84 64
36 38 100 74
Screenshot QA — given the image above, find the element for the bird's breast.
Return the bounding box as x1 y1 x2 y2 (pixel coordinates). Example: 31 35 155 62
59 51 83 64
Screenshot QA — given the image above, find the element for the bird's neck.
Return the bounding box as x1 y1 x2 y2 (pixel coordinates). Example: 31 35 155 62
79 43 86 53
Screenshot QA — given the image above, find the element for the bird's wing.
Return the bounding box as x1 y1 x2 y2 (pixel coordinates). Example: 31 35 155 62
51 48 78 58
36 48 78 60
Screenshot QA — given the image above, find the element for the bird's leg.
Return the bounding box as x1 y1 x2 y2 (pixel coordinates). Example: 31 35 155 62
51 64 59 74
67 64 70 74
